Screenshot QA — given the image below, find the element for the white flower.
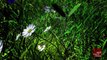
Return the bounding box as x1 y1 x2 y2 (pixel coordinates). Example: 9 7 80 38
0 40 3 53
51 9 56 13
22 24 35 37
37 44 45 51
44 6 55 13
44 26 51 32
15 33 21 40
44 6 51 13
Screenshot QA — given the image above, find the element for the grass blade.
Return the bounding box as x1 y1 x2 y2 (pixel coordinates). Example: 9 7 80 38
68 3 81 17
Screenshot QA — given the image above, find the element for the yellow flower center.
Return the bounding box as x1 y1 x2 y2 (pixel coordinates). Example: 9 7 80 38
28 29 32 33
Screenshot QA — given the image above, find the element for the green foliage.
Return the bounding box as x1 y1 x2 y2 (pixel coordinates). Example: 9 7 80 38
0 0 107 60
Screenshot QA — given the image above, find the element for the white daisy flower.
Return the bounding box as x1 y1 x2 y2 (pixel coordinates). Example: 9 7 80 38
37 44 45 51
44 26 51 32
22 24 35 37
15 33 21 40
0 40 3 53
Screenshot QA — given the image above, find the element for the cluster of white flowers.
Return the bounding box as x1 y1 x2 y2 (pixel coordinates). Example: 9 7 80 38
15 24 51 51
1 5 57 53
2 6 55 53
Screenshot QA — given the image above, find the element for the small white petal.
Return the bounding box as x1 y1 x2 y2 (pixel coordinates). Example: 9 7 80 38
22 32 28 36
15 34 21 40
37 44 45 51
28 24 35 28
0 40 3 53
44 26 51 32
31 29 35 33
23 29 28 32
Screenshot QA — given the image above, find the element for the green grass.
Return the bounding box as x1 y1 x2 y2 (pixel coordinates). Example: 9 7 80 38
0 0 107 60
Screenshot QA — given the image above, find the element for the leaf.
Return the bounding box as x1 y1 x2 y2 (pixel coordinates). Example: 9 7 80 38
8 20 17 24
64 26 75 35
68 3 81 17
102 39 107 49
